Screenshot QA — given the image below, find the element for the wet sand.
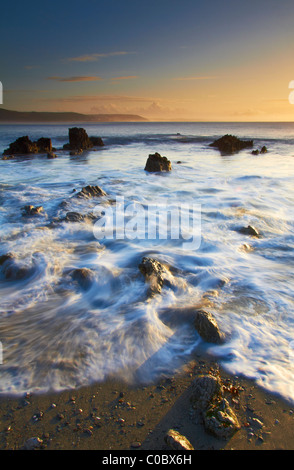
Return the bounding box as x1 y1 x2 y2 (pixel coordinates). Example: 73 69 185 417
0 355 293 451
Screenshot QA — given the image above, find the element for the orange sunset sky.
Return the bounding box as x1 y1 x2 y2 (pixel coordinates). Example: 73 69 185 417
1 0 294 121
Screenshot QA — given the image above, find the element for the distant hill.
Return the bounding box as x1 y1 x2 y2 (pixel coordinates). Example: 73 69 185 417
0 108 148 123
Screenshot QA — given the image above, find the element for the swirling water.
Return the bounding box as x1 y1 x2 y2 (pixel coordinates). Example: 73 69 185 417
0 122 294 401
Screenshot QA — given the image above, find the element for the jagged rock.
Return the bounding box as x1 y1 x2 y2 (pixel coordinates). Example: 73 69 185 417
22 437 43 450
63 127 93 150
190 375 222 410
36 137 52 153
63 128 104 151
164 429 194 450
238 225 260 237
252 149 260 155
139 257 168 295
260 146 268 154
3 136 52 155
144 152 172 172
194 309 224 344
203 397 240 439
22 205 44 216
190 375 240 440
210 134 253 154
71 268 95 290
76 185 106 199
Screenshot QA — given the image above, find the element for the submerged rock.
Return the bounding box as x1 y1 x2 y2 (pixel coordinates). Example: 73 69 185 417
144 152 172 172
194 309 225 344
22 205 44 216
76 185 106 199
210 134 253 154
3 136 52 155
164 429 194 450
0 253 34 281
238 225 260 237
71 268 95 290
139 257 168 295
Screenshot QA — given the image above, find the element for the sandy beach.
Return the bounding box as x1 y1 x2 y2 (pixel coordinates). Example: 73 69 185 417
1 354 293 451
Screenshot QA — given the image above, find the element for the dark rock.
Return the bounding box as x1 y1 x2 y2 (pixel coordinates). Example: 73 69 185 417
144 152 172 172
63 128 103 151
252 146 268 155
4 136 38 155
36 137 52 153
76 185 106 199
3 136 52 155
63 211 96 223
0 253 34 281
0 253 14 266
64 212 87 223
89 136 104 147
194 309 225 344
210 134 253 154
238 225 260 237
22 205 44 216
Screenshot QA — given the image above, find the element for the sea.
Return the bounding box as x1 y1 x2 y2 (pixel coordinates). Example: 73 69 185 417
0 121 293 402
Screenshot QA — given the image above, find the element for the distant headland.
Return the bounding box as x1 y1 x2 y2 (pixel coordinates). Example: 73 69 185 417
0 108 148 123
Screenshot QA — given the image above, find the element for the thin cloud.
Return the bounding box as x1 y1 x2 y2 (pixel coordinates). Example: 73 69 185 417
47 76 103 82
66 51 135 62
111 76 139 81
173 76 217 81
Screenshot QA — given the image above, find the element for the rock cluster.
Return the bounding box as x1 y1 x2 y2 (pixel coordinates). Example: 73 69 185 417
190 375 240 439
252 146 268 156
210 134 253 154
144 152 172 172
3 136 52 155
63 127 104 151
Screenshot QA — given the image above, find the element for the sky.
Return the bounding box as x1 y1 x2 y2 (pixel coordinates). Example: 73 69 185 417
1 0 294 121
